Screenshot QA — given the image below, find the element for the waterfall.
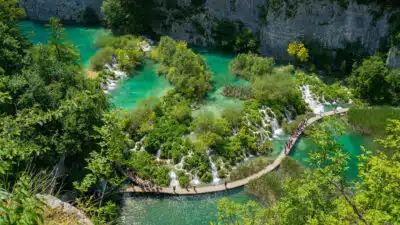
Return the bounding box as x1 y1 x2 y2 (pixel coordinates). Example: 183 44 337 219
190 174 201 186
284 107 294 123
174 157 185 170
271 117 284 138
156 149 161 161
300 85 324 114
131 136 146 152
259 106 283 139
169 171 179 187
207 150 220 185
103 62 127 94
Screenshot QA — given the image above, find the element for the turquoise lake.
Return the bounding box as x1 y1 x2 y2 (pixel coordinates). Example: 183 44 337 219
19 20 374 225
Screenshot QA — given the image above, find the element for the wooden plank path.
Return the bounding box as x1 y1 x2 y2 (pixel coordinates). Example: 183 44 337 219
123 108 349 195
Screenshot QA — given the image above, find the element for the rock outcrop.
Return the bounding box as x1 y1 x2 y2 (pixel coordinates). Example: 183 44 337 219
19 0 390 58
387 46 400 68
39 194 93 225
19 0 102 22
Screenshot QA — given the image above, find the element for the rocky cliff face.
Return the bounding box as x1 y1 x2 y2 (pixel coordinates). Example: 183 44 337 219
387 46 400 68
19 0 102 22
19 0 390 59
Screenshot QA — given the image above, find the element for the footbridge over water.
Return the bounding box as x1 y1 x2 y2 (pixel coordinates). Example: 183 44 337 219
123 108 349 195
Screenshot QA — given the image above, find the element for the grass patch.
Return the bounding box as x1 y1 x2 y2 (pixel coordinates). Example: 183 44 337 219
228 157 274 181
348 106 400 136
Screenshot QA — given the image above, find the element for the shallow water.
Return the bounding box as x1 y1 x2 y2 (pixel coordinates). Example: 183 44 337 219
109 60 172 109
121 187 258 225
290 130 374 180
18 20 108 66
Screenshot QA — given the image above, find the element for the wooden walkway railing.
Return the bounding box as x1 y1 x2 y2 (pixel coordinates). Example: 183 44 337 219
123 108 348 195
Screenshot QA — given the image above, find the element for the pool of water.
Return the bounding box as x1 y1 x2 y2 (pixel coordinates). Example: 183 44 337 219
121 187 258 225
109 60 172 109
290 130 375 180
18 20 108 66
194 49 249 116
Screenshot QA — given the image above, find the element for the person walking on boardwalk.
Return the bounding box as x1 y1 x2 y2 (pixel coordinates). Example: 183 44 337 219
224 180 228 189
173 186 176 193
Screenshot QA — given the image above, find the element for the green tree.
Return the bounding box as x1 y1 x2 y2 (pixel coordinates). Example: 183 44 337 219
229 53 275 80
102 0 155 35
0 176 45 225
155 37 212 100
0 0 31 75
347 56 391 105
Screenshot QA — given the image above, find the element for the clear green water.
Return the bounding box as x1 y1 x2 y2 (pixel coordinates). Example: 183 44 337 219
109 60 172 109
290 130 375 180
18 20 108 66
194 49 249 116
121 187 258 225
19 22 374 225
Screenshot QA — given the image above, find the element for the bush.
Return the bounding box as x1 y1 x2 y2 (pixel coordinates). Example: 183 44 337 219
221 84 253 100
229 53 275 80
154 166 170 187
89 47 114 71
200 171 212 183
177 171 190 188
228 157 274 181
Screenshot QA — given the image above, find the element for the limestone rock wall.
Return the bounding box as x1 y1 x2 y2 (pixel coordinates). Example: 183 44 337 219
19 0 390 59
387 46 400 68
19 0 102 22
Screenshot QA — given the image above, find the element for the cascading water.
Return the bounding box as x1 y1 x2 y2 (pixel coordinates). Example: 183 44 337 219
259 106 283 139
174 157 185 170
300 85 324 114
103 61 127 94
190 174 201 186
284 107 294 123
131 136 146 152
156 149 161 161
169 171 179 187
207 149 220 185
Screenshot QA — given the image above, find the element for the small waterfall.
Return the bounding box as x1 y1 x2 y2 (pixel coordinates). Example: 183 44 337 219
103 61 127 93
260 106 283 139
156 149 161 161
174 157 185 170
207 150 220 185
271 117 284 138
131 136 146 152
169 171 179 187
190 174 201 186
300 85 324 114
284 107 294 123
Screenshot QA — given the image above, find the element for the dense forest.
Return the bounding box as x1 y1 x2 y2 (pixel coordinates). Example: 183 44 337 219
1 0 400 224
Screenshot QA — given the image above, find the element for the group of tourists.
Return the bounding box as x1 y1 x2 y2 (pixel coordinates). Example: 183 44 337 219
285 120 308 155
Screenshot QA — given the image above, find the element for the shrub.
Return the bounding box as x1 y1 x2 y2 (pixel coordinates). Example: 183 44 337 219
221 84 253 100
229 53 275 80
89 47 114 71
200 171 213 183
177 171 190 188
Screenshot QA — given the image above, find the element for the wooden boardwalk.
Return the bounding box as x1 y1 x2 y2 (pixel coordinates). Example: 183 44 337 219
123 108 349 195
